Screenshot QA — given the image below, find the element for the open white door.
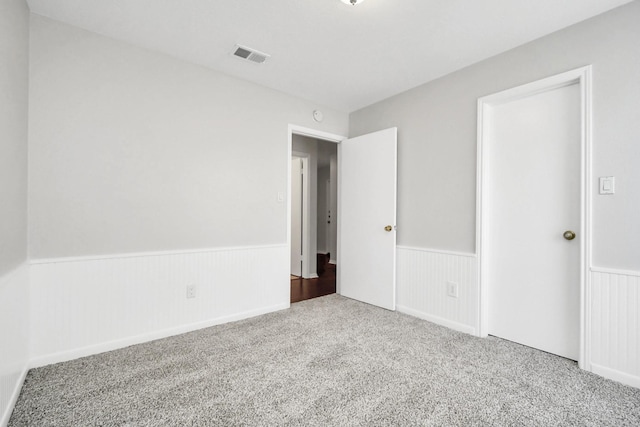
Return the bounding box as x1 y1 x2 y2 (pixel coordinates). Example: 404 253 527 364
339 127 397 310
290 157 303 277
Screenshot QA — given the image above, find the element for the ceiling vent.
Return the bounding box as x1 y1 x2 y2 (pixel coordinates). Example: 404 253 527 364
232 45 270 64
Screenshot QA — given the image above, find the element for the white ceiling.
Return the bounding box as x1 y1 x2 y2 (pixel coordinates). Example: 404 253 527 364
26 0 633 112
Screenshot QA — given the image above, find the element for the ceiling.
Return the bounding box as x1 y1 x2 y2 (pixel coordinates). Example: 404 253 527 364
26 0 633 113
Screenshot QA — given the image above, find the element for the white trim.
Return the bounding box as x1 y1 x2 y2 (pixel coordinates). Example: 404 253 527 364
479 67 590 106
291 152 311 278
29 302 289 369
336 142 342 295
324 178 331 258
580 66 594 372
397 305 476 335
591 363 640 389
0 365 28 427
29 244 287 265
591 266 640 278
476 66 593 370
288 125 345 144
397 245 476 258
476 89 487 337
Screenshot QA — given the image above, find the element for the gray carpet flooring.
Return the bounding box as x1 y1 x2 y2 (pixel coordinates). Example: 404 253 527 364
9 294 640 426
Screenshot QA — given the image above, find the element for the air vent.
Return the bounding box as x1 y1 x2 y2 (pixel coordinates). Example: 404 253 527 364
233 45 270 64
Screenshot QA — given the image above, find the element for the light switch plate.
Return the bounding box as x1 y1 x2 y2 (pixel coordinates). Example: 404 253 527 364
599 176 615 195
446 281 458 298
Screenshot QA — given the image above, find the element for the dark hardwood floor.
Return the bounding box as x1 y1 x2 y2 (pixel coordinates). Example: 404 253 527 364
291 254 336 303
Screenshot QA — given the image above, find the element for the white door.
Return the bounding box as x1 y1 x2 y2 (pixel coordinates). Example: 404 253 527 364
290 157 303 277
487 84 580 360
339 127 397 310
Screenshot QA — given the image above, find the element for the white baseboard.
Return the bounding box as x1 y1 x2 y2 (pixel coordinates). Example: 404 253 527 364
0 365 28 427
591 363 640 389
329 259 336 265
30 302 289 369
397 304 476 335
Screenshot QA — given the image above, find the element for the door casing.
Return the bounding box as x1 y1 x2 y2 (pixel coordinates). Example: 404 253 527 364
476 66 593 370
290 154 308 277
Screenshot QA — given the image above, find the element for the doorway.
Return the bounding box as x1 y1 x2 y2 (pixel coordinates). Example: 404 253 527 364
477 67 592 366
287 125 398 309
289 127 340 303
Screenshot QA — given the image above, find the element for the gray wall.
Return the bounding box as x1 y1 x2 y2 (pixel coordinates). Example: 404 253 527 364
350 1 640 271
29 15 349 259
316 140 338 256
317 166 329 254
0 0 29 275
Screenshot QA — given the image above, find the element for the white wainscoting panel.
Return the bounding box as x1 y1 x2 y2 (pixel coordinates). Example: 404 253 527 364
396 247 478 335
590 267 640 388
30 245 289 367
0 264 29 427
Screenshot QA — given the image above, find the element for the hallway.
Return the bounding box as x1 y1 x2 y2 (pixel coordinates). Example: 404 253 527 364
291 254 336 303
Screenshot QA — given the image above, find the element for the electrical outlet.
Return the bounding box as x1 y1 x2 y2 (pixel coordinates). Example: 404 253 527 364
186 285 196 299
446 281 458 298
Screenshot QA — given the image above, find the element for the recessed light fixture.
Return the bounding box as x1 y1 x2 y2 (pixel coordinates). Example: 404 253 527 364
341 0 366 5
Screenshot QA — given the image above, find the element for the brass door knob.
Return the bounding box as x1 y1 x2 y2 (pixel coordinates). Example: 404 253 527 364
385 225 393 232
563 230 576 240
